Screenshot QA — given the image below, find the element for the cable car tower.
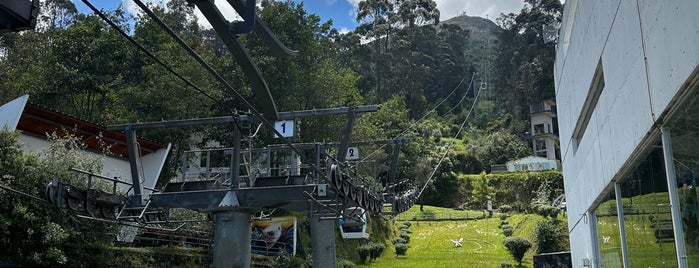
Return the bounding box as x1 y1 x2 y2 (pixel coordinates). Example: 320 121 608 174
44 1 420 267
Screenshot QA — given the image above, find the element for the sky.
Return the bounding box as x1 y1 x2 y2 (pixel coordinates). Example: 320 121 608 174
72 0 527 32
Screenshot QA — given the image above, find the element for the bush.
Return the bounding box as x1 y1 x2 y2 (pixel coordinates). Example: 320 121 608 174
502 225 514 237
394 243 409 256
369 242 385 261
403 221 412 228
499 205 513 213
392 237 407 245
500 220 509 227
500 213 509 220
536 219 564 253
399 232 411 244
500 262 515 268
503 237 532 265
357 245 371 264
337 259 356 268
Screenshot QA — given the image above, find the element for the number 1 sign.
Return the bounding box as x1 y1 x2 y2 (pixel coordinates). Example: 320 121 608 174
274 120 295 138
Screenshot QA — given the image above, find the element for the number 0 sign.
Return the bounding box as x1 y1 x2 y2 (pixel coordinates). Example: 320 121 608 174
274 120 294 138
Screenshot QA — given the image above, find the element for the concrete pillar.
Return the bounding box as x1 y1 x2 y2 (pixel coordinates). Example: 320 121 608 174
310 216 337 268
214 211 251 268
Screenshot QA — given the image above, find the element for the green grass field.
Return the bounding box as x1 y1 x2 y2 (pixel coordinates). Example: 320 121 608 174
359 206 547 268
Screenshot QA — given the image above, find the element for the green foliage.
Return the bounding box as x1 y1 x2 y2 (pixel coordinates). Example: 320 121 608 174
356 242 386 264
472 171 494 208
500 262 515 268
503 236 532 265
459 171 563 211
502 225 514 237
475 130 531 172
499 205 513 213
399 232 411 244
369 242 385 261
0 130 115 266
337 258 356 268
535 218 567 254
392 237 407 245
357 244 371 264
394 243 409 256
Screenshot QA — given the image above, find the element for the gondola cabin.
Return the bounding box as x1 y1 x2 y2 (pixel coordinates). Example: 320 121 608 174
339 207 369 239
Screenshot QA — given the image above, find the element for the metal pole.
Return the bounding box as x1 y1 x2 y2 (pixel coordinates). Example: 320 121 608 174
661 126 688 268
213 211 252 268
232 122 242 189
614 183 630 267
310 215 337 268
125 127 144 206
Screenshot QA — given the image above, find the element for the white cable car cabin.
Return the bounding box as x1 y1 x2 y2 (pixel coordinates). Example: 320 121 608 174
339 207 369 239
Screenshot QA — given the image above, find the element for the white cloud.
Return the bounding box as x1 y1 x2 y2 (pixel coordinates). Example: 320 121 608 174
346 0 362 7
434 0 525 22
338 27 351 34
121 0 242 29
344 0 525 23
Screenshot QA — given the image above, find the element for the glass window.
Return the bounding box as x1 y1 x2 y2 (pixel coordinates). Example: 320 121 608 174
618 142 677 267
667 89 699 266
595 191 623 267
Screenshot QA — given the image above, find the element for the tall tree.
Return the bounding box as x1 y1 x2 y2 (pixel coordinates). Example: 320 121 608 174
494 0 562 122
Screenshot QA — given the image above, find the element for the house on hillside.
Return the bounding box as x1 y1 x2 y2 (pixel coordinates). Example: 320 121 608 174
529 100 558 160
505 156 559 173
0 95 170 194
555 1 699 267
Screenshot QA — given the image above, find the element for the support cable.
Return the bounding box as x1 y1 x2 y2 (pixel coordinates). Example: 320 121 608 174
80 0 226 111
82 0 312 170
0 183 46 202
416 75 483 200
360 73 476 162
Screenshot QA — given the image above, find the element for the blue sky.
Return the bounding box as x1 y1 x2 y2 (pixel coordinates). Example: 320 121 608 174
72 0 526 32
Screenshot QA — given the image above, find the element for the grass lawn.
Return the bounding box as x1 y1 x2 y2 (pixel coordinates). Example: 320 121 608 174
359 206 547 267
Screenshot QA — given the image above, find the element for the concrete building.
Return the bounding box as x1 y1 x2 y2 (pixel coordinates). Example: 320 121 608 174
0 95 170 194
555 1 698 267
529 100 558 160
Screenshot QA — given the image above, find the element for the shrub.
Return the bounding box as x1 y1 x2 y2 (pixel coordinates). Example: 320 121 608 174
500 213 509 220
392 237 407 245
337 259 356 268
403 221 412 228
399 232 411 243
370 242 385 261
503 237 532 265
394 243 408 256
499 205 513 213
535 219 564 253
500 262 515 268
357 245 371 264
502 225 514 237
500 220 509 227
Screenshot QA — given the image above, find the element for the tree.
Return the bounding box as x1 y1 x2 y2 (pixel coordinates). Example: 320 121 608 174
494 0 562 121
475 130 531 172
503 236 532 266
0 130 115 266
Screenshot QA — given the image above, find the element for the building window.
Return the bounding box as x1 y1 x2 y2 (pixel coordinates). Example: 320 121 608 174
594 191 623 267
666 88 699 266
617 143 678 267
572 59 604 152
534 124 546 135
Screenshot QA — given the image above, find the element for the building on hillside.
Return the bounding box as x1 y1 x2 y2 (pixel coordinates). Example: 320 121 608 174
0 95 170 194
555 1 698 267
505 156 559 173
529 100 558 160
